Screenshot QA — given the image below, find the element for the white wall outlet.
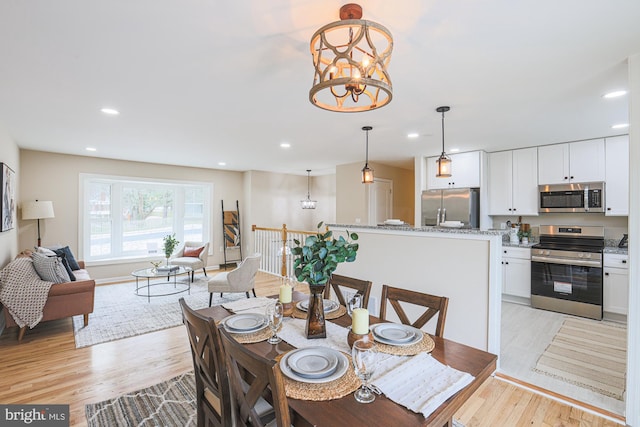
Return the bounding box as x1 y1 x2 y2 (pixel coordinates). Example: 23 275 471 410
219 246 223 252
355 218 361 223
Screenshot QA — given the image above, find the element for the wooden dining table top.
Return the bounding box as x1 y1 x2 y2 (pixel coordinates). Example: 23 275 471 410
197 291 497 427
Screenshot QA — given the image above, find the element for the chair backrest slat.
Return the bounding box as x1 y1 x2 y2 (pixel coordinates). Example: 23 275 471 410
379 285 449 337
324 274 372 308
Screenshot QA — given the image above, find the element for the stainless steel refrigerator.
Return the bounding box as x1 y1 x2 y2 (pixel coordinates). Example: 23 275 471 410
421 188 480 228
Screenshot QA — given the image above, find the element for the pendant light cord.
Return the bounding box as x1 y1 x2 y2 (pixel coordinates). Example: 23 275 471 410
441 109 445 154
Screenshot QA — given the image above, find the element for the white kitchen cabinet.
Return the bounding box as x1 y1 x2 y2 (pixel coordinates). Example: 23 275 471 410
603 253 629 316
537 139 605 185
488 148 538 216
502 246 531 300
605 135 629 216
426 151 481 190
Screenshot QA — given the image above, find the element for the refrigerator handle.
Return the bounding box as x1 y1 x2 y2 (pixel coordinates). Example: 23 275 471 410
436 208 441 226
441 208 446 224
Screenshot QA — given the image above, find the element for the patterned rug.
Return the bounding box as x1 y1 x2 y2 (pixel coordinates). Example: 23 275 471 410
534 317 627 400
73 275 244 348
85 371 197 427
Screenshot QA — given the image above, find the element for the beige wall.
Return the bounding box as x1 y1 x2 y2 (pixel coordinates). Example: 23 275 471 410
17 151 336 280
336 161 414 225
0 123 19 267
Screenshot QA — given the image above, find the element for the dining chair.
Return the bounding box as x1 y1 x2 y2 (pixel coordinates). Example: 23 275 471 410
179 298 233 427
208 253 261 306
324 274 372 309
379 285 449 337
219 327 292 427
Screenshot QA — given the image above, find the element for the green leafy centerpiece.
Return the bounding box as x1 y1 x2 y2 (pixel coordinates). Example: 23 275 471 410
163 234 179 266
292 222 359 339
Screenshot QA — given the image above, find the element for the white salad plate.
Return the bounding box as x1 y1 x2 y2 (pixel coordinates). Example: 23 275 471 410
286 347 339 379
296 299 340 314
222 313 268 334
371 323 424 346
280 348 348 383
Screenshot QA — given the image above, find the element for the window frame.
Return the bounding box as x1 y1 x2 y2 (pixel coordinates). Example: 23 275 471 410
79 173 213 264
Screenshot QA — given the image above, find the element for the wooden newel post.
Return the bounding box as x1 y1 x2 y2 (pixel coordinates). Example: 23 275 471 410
281 224 288 277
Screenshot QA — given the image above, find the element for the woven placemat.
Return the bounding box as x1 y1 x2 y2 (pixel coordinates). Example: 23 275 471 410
291 305 347 321
228 324 282 344
375 332 435 356
276 352 360 401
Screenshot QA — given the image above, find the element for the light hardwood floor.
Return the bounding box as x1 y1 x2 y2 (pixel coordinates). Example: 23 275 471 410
0 271 623 426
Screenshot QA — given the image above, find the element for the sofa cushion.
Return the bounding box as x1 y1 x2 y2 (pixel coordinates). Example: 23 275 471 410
53 246 80 271
31 252 71 283
184 245 205 258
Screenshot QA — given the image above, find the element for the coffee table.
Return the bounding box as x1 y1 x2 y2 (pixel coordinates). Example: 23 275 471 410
131 266 193 302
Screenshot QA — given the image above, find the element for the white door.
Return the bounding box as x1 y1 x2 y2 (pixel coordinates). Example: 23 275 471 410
368 179 393 225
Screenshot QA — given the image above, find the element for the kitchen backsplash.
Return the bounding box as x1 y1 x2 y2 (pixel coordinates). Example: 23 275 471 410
491 213 628 246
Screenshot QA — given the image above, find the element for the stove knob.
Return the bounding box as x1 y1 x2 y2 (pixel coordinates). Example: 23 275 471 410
584 253 592 259
578 253 584 258
544 250 551 256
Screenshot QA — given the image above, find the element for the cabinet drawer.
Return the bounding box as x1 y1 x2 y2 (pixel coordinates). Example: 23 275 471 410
604 253 629 269
502 247 531 260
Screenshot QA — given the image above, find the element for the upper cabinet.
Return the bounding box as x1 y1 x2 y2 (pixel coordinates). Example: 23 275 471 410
488 147 538 216
537 139 605 185
605 135 629 216
426 151 481 190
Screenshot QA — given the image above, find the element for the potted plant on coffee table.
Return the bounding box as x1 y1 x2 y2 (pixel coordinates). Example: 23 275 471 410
163 234 179 266
292 222 359 339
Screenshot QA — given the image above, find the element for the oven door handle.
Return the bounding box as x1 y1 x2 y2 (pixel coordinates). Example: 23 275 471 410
531 255 602 268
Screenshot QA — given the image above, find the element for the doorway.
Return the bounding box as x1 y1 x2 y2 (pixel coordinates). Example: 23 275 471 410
368 178 393 225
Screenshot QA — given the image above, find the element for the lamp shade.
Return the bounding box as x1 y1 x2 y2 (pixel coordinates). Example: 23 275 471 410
22 200 55 220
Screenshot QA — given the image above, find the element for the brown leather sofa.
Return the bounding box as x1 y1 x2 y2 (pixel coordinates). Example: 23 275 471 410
3 261 95 341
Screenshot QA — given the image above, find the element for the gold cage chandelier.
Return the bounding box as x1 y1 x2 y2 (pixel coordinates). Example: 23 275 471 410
309 3 393 112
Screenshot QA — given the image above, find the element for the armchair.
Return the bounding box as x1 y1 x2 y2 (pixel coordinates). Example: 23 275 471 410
170 241 209 282
207 253 261 306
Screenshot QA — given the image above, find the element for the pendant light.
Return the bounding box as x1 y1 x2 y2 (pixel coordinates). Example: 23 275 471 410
361 126 374 183
435 106 452 178
300 170 317 209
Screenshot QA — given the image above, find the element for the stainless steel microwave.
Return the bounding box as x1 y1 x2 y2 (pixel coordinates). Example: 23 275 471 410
538 182 605 213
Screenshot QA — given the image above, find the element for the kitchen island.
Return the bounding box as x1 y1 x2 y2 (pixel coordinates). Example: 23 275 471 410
328 224 505 354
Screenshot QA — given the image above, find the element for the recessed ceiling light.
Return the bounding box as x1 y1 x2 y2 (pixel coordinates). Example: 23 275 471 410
407 132 419 139
100 108 120 115
218 162 226 166
449 148 460 153
85 147 97 152
280 142 291 148
611 123 629 129
603 90 627 99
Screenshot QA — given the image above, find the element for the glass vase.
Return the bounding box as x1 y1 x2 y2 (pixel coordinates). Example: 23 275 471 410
305 284 326 339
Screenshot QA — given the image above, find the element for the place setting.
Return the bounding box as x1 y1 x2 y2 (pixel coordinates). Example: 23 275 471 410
370 322 435 356
221 301 284 344
291 297 346 320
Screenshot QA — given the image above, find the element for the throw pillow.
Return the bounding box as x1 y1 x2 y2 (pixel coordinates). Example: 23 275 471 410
36 246 57 256
54 252 76 281
53 246 80 271
31 252 71 283
184 246 205 258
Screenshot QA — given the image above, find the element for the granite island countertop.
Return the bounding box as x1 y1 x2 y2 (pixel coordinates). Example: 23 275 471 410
327 223 509 237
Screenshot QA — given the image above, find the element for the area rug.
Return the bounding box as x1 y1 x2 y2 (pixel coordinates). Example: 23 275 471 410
72 275 245 348
534 317 627 400
85 371 197 427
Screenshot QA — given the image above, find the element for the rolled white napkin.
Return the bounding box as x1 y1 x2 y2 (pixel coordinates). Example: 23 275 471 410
223 297 274 314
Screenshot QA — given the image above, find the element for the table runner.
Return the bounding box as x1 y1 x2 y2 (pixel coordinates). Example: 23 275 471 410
277 318 475 419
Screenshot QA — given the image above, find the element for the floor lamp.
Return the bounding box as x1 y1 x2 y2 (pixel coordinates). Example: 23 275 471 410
22 200 55 247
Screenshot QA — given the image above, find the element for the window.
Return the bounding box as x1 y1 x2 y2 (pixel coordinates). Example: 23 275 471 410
81 174 212 262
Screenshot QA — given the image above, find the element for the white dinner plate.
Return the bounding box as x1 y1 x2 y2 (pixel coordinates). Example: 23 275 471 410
296 299 340 314
286 347 339 379
371 323 424 346
280 348 348 384
222 313 268 334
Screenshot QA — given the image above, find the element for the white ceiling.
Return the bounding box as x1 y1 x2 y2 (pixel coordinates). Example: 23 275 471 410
0 1 638 176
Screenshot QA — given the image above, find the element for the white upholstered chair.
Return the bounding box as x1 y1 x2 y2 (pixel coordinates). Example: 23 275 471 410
170 241 209 282
208 253 261 306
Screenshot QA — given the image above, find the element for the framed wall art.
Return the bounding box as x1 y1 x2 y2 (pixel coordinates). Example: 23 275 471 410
1 162 16 232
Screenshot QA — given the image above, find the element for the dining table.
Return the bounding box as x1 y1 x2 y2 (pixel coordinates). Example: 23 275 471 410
196 291 497 427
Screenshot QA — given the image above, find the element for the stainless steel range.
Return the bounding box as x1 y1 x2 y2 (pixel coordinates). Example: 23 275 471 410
530 225 604 320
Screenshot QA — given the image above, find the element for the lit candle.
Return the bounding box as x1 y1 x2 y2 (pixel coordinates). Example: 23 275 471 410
351 308 369 335
279 284 292 303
